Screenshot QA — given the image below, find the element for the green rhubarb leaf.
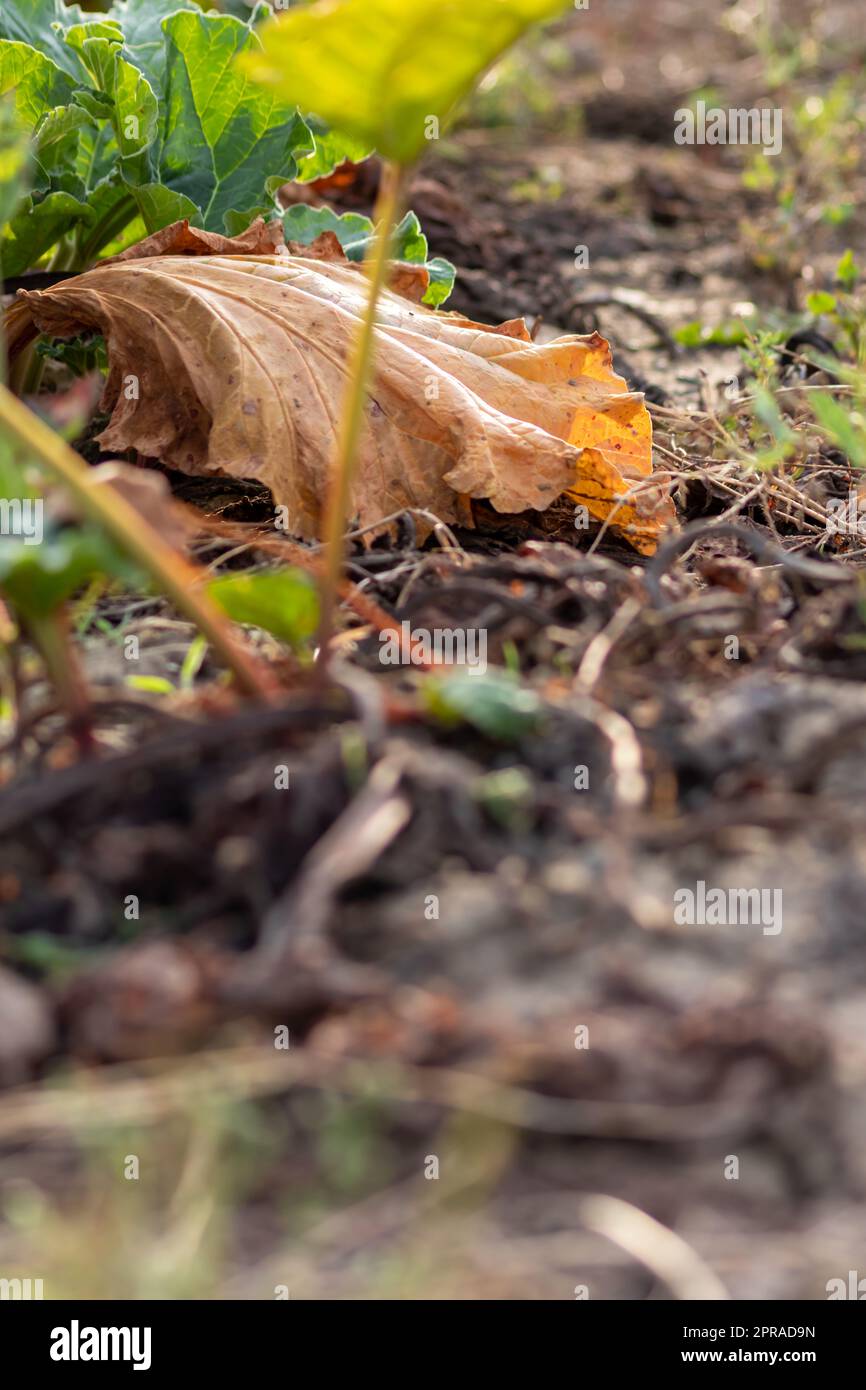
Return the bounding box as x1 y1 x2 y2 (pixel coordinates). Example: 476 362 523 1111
36 333 109 377
70 125 134 260
389 210 456 306
1 189 92 277
0 0 89 83
64 20 126 66
280 204 456 307
131 181 200 234
105 55 159 184
281 204 376 257
159 10 313 234
391 209 427 263
295 117 373 183
63 26 159 184
0 102 29 236
222 171 285 236
70 87 115 124
242 0 570 166
105 0 200 94
0 41 100 252
33 104 92 188
74 127 178 261
0 40 78 129
74 119 122 202
423 256 457 309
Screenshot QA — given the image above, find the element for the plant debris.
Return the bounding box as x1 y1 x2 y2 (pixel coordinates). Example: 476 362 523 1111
8 218 673 553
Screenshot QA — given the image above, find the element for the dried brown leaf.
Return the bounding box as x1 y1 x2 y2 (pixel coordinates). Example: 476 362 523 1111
9 220 675 553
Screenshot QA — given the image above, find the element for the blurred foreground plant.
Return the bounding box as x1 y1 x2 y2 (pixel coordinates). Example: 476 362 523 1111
0 386 276 728
242 0 571 668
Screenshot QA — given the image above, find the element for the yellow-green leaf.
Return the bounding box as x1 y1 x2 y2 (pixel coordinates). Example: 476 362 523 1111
240 0 570 166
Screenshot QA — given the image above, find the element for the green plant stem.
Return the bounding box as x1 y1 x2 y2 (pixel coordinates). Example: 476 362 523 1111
76 192 138 269
27 609 92 745
315 159 406 669
5 241 75 395
0 384 275 699
10 198 138 394
8 342 45 398
49 236 80 273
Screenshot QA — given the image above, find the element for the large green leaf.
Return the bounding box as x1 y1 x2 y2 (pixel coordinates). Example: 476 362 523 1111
0 0 451 274
0 40 99 262
64 26 159 184
1 189 92 277
281 204 377 257
0 3 315 264
159 10 312 233
130 181 199 234
106 0 199 93
0 41 77 129
32 104 92 189
0 102 29 243
1 97 112 272
221 171 285 237
75 116 117 188
242 0 571 165
71 123 130 256
0 0 88 82
295 117 373 183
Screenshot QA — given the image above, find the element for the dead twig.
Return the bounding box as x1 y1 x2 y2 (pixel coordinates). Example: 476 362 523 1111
564 293 680 356
644 519 853 608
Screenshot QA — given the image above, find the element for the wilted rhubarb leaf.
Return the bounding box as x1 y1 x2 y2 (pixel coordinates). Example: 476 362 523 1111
242 0 571 166
8 220 675 555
